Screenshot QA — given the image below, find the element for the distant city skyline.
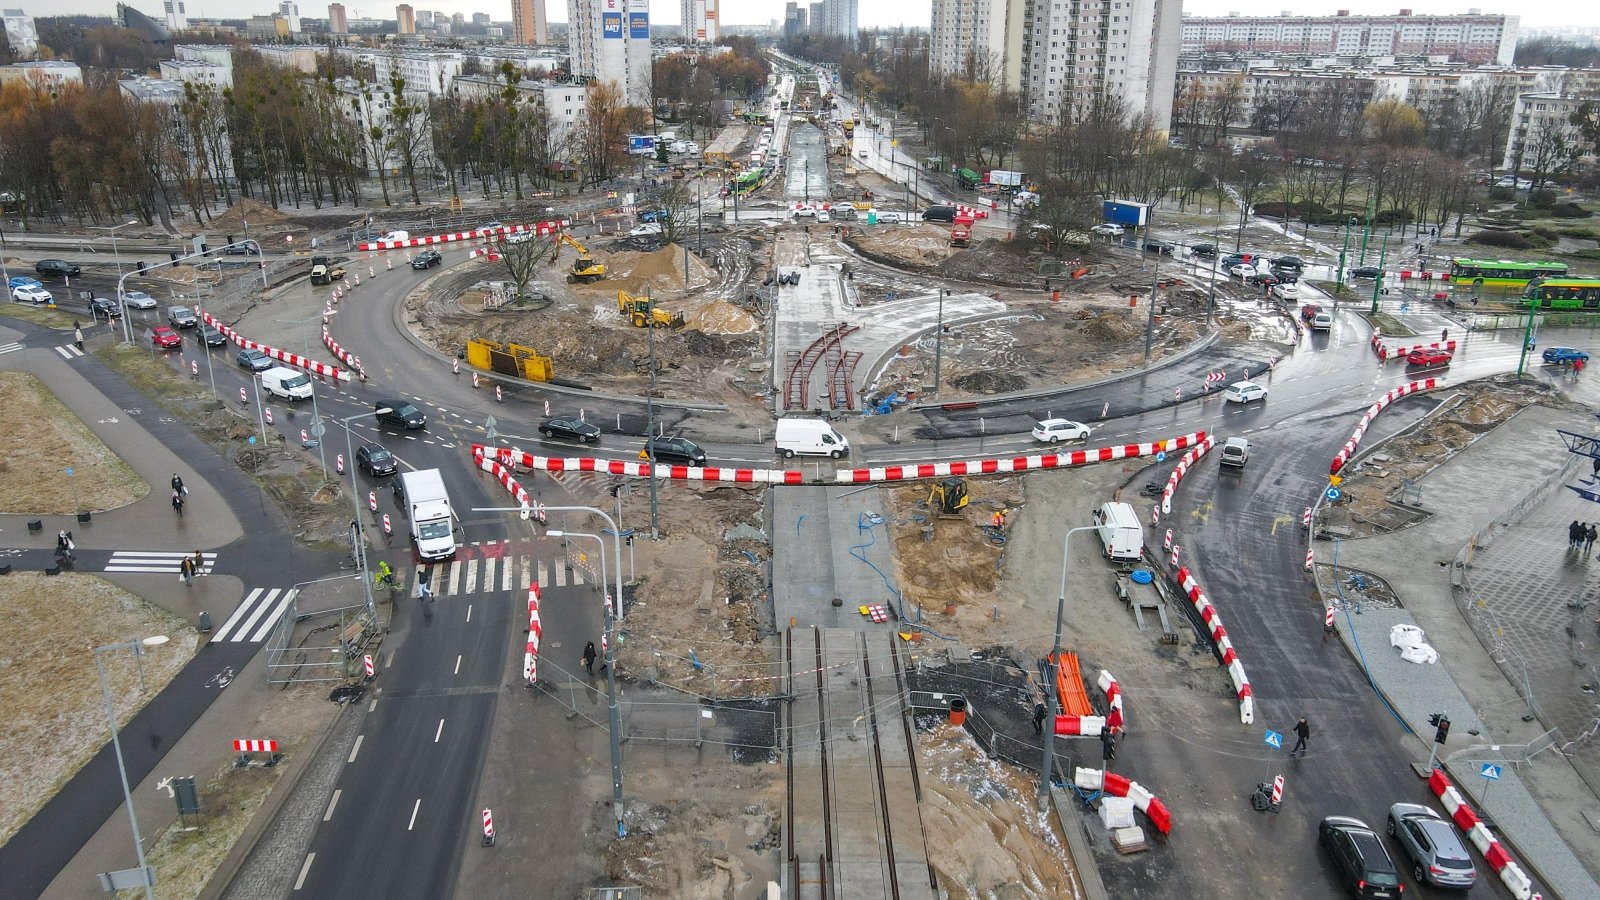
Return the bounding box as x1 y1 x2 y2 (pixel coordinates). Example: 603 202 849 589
28 0 1600 31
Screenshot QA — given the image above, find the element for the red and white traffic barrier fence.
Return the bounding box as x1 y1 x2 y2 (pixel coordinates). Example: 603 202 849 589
475 443 804 485
1098 669 1125 734
523 585 542 684
469 248 501 262
357 219 570 251
954 204 990 220
838 432 1208 485
471 446 547 524
1176 566 1253 724
1428 769 1541 900
1330 379 1439 474
1376 339 1457 362
482 807 497 846
232 738 281 766
322 325 365 380
1055 714 1107 736
363 654 374 679
1074 767 1172 834
1162 435 1216 513
201 312 349 382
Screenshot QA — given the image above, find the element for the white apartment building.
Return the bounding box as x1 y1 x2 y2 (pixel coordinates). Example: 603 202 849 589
682 0 720 43
451 75 589 139
278 1 301 33
2 8 37 57
1182 11 1520 67
568 0 651 107
929 0 1025 91
256 44 322 73
819 0 856 41
0 58 81 86
163 0 188 32
1021 0 1182 129
159 58 233 89
1504 91 1596 173
368 49 464 94
176 43 232 67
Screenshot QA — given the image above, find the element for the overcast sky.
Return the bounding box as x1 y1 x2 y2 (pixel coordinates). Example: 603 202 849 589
62 1 1591 31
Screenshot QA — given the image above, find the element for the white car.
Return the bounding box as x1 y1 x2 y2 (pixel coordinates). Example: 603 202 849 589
1230 263 1259 279
123 290 157 309
876 211 903 224
11 284 52 304
1270 283 1302 301
629 222 663 237
476 221 504 235
1311 312 1334 331
1222 381 1268 403
817 209 831 223
1090 223 1125 236
794 206 817 219
1032 418 1092 444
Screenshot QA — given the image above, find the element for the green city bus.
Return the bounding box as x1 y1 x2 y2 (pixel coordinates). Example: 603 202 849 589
1449 258 1568 288
1521 278 1600 309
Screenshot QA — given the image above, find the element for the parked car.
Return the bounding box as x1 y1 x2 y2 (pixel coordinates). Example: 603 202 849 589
876 211 904 224
411 250 443 270
122 290 157 309
1271 255 1305 271
921 205 957 223
1143 239 1177 255
640 435 707 467
1407 348 1453 367
168 305 197 328
629 222 664 237
1387 803 1477 889
374 399 427 430
1247 271 1281 286
1090 223 1125 236
1031 418 1092 444
196 324 227 347
151 325 183 349
89 297 122 319
236 347 273 371
1301 303 1324 322
223 240 259 255
539 415 603 443
1222 381 1268 403
1191 242 1217 257
1230 263 1259 279
356 442 399 476
1319 816 1403 899
7 275 41 290
1542 347 1590 363
35 259 81 278
475 221 504 235
1352 265 1384 279
11 284 52 304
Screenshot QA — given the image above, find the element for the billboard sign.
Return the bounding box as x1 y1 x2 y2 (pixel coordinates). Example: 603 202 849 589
602 12 622 38
629 12 648 39
627 134 656 155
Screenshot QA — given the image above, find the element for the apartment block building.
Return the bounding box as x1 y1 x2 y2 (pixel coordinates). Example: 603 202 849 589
929 0 1025 91
511 0 548 45
1182 11 1520 67
327 3 347 33
568 0 651 107
682 0 720 43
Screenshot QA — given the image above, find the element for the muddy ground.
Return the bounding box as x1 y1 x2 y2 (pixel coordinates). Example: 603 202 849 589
884 477 1020 617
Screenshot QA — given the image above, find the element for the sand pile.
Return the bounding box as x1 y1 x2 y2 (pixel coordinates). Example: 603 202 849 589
597 244 718 295
680 298 757 334
209 198 293 232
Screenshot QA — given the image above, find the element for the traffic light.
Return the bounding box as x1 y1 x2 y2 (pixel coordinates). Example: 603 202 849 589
1429 713 1451 745
1100 727 1117 761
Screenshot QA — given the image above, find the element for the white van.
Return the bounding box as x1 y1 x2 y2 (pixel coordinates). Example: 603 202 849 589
260 366 313 401
377 230 409 243
1092 501 1144 560
774 418 850 459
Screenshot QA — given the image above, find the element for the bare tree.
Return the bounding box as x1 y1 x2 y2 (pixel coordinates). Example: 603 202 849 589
576 81 631 188
494 233 557 301
642 180 696 243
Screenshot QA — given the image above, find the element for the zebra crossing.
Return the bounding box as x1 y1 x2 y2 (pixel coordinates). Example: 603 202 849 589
210 587 298 644
415 546 597 598
54 343 85 360
0 341 22 356
104 550 217 574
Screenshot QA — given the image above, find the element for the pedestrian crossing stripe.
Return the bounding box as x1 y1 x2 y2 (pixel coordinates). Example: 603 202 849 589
54 344 85 359
211 587 297 643
0 342 21 356
414 554 589 597
105 550 218 574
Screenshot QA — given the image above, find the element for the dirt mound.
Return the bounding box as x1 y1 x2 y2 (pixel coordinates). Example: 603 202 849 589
1076 307 1141 340
681 298 757 334
208 198 293 232
595 244 718 296
949 370 1028 394
936 238 1040 287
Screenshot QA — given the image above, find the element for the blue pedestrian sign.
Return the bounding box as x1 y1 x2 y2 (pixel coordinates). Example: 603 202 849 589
1480 764 1502 781
1326 487 1342 501
1264 729 1283 750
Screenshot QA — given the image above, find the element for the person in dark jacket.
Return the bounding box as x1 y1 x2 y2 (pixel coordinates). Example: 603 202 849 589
1033 702 1047 735
1570 520 1584 549
1291 717 1311 755
582 641 598 675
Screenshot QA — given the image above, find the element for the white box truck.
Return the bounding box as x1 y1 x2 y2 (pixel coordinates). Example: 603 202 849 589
260 366 313 401
1092 501 1144 560
774 418 850 459
396 468 458 561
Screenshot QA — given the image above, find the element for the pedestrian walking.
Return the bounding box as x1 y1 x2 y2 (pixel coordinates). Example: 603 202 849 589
172 490 184 517
416 568 433 601
582 641 597 675
180 555 195 585
1032 702 1047 735
171 474 186 497
74 326 83 350
1571 520 1584 549
56 529 75 562
1291 717 1311 755
1591 456 1599 478
192 550 204 577
1577 358 1586 377
1585 525 1596 558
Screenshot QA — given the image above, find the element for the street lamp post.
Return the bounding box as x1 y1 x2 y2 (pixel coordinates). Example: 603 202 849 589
933 288 946 398
1234 170 1248 253
95 635 170 899
1038 525 1103 805
341 408 390 621
92 220 139 281
117 240 265 343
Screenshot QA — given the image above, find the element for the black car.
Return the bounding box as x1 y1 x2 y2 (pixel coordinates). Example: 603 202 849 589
356 442 399 476
1319 816 1402 899
1143 239 1177 255
196 324 227 347
1352 266 1384 279
540 415 602 443
1272 255 1305 271
35 259 81 278
1191 242 1217 257
375 399 427 430
411 250 443 270
921 205 957 223
88 297 122 319
640 435 707 467
1246 271 1281 286
223 240 260 255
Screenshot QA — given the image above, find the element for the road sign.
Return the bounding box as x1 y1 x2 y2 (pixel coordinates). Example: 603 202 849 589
1329 475 1343 486
1480 763 1502 781
1264 729 1283 749
1155 451 1167 463
1325 487 1342 501
247 436 256 445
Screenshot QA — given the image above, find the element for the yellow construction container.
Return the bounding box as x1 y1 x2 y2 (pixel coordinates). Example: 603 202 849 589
465 338 553 382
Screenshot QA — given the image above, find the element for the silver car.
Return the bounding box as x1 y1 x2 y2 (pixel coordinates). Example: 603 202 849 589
1387 803 1477 889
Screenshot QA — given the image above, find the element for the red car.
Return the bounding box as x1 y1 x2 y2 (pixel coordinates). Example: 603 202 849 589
1407 347 1452 367
151 325 182 349
1300 303 1323 322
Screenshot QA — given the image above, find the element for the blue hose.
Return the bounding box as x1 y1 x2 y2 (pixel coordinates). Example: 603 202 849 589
852 512 954 641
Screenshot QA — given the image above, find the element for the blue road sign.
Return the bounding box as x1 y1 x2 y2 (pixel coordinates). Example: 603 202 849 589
1480 763 1502 781
1264 729 1283 749
248 436 257 445
1155 451 1167 463
1326 487 1342 501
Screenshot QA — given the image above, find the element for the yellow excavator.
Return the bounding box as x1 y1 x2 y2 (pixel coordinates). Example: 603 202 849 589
557 233 606 284
928 477 969 519
617 289 685 329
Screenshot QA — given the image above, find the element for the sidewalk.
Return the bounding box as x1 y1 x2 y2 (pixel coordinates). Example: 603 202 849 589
1325 403 1600 899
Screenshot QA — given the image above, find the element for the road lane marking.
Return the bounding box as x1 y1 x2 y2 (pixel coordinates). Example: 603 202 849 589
408 798 421 830
454 654 462 675
466 604 472 623
348 734 364 763
435 719 445 742
368 698 378 713
294 853 315 891
323 790 341 822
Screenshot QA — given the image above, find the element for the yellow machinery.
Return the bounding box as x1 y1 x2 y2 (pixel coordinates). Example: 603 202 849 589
557 233 606 283
617 290 685 329
928 477 969 518
465 338 552 382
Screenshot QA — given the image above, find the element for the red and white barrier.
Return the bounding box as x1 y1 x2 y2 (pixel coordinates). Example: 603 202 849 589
322 325 366 380
839 433 1208 485
382 514 392 536
1176 566 1253 724
232 739 278 753
954 204 990 220
469 248 502 262
363 654 374 678
1330 379 1439 474
1162 435 1216 513
1098 669 1125 734
357 219 570 251
1054 714 1107 736
471 446 547 524
523 585 542 683
368 491 377 513
1074 767 1172 834
1270 774 1285 805
482 807 496 846
1428 769 1541 900
201 312 348 382
1376 339 1457 362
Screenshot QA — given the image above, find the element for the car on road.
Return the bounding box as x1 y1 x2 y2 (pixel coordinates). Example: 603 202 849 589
151 325 182 349
356 442 399 476
35 259 81 278
411 249 443 270
1222 381 1268 404
236 347 273 370
1542 347 1590 364
10 284 52 304
1271 283 1303 301
1031 418 1092 444
223 240 259 255
122 290 157 309
920 205 957 223
640 435 708 467
629 222 664 237
1311 312 1334 331
1271 255 1305 272
1220 436 1250 467
1191 242 1217 257
374 399 427 430
1387 803 1477 889
8 276 41 290
89 297 122 319
196 324 227 347
1406 347 1452 367
817 209 831 223
1090 223 1125 236
793 205 817 219
876 211 903 224
1143 239 1176 255
376 230 410 243
1300 303 1324 322
1246 271 1281 286
857 149 869 159
1319 816 1403 899
539 415 602 443
168 305 197 328
1352 265 1384 279
1230 263 1259 279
